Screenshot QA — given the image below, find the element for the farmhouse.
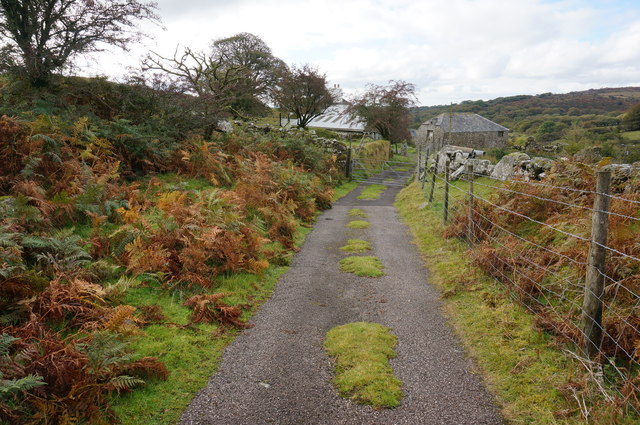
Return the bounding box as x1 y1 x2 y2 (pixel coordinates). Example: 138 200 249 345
416 113 508 152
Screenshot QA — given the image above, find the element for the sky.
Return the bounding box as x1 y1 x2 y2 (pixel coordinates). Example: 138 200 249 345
81 0 640 106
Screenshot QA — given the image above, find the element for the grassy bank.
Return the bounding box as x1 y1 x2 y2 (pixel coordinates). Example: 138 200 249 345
112 180 357 424
396 182 584 424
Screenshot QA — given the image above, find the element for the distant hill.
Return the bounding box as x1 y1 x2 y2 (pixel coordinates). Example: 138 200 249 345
412 87 640 138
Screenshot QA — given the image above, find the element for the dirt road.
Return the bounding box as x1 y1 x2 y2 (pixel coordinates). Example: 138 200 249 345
179 182 502 425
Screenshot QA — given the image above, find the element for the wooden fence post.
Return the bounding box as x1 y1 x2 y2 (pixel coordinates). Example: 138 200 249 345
467 163 474 246
422 147 429 190
582 170 612 359
428 154 438 202
417 145 422 183
444 158 450 223
345 148 352 179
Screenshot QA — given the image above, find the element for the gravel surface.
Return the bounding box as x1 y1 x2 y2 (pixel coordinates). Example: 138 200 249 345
179 177 503 425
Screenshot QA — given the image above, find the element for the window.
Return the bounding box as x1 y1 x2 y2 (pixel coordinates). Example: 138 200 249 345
498 131 504 137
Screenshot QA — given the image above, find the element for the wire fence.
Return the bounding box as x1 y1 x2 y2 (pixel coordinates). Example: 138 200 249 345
416 155 640 418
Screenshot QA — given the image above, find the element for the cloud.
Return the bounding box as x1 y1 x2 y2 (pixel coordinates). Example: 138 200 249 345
78 0 640 106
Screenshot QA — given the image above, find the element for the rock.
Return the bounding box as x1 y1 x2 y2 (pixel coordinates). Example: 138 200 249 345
216 120 234 133
468 159 494 176
490 153 530 180
525 157 554 179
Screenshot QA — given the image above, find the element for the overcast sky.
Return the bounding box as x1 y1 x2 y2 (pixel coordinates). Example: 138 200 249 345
83 0 640 106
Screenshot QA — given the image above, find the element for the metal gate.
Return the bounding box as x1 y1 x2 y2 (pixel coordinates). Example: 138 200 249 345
348 157 416 187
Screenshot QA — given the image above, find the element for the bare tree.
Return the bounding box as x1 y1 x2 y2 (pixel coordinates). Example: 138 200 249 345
0 0 159 86
211 32 286 116
351 80 417 143
272 64 335 129
142 46 247 138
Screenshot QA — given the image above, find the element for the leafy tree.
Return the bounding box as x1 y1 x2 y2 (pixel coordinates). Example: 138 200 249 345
272 64 335 129
0 0 159 86
622 103 640 131
210 33 286 116
351 80 416 143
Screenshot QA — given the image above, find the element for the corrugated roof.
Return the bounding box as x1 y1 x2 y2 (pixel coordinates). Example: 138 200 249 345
426 113 509 132
306 104 368 132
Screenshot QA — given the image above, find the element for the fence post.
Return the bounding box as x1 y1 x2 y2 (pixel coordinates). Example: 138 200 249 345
345 148 352 179
417 145 422 183
422 147 429 190
428 154 437 202
467 163 474 246
582 170 612 359
444 158 450 223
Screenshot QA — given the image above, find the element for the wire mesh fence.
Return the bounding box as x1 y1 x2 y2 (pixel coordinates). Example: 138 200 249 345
417 157 640 417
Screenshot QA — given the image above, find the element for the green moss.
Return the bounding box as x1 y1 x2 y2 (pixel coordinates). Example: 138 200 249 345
348 208 368 218
332 181 359 201
347 220 369 229
339 256 384 277
395 182 585 424
357 184 386 200
340 239 372 253
324 322 402 408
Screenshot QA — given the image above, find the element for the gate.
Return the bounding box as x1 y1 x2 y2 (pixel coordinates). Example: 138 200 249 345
348 157 416 187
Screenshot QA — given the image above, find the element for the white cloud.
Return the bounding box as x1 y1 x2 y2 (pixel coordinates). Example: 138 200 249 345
78 0 640 105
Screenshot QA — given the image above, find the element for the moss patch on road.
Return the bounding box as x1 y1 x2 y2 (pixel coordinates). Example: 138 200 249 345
324 322 402 409
348 208 368 218
357 184 386 200
347 220 369 229
339 256 384 277
340 239 372 253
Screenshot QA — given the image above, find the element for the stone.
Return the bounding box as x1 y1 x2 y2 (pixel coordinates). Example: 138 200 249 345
216 120 234 133
490 152 530 180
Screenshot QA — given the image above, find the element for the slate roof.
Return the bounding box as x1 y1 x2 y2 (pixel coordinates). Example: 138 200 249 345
425 113 509 133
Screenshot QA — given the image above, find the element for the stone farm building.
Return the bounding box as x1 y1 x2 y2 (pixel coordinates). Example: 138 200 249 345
416 113 508 152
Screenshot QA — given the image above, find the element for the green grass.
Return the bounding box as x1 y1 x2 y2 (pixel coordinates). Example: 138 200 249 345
395 182 588 424
348 208 368 218
332 181 359 201
357 184 386 200
324 322 402 408
622 130 640 141
340 239 372 253
347 220 369 229
111 226 312 425
339 256 384 277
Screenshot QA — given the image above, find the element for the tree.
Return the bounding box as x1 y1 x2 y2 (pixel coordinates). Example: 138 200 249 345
272 64 335 129
622 103 640 131
142 46 248 138
0 0 159 86
210 33 285 116
351 80 416 143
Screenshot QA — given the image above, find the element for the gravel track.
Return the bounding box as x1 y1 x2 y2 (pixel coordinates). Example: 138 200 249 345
179 178 503 425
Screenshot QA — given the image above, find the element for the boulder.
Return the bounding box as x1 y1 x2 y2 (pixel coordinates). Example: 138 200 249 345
216 120 234 133
490 153 530 180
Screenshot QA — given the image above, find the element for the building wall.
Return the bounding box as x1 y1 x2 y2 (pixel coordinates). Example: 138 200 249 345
416 123 507 152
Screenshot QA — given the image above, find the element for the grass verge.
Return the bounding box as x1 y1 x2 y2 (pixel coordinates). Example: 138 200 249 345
111 227 311 425
348 208 368 218
347 220 369 229
340 239 372 253
324 322 402 408
339 256 384 277
395 181 586 424
357 184 386 200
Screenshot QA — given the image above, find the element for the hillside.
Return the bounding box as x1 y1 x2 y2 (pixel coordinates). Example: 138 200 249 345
412 86 640 137
0 74 348 424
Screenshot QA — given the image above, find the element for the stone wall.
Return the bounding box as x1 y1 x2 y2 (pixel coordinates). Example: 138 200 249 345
416 124 507 152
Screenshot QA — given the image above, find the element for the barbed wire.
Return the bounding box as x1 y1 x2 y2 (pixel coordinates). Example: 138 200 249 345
419 166 640 411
